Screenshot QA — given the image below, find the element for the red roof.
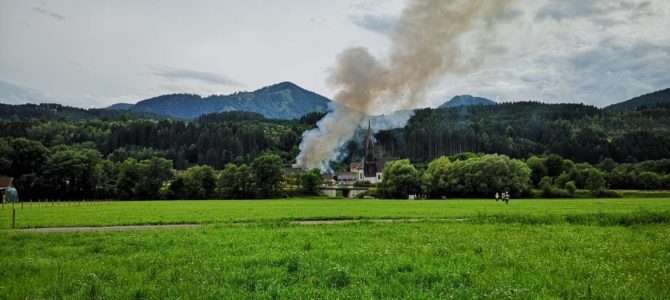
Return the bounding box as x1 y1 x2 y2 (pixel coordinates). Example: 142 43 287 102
0 177 13 189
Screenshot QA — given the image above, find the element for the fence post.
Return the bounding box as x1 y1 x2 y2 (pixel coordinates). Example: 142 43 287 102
12 203 16 229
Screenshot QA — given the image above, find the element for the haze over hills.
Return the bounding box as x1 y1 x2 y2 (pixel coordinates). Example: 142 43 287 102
438 95 496 108
109 82 332 120
604 88 670 112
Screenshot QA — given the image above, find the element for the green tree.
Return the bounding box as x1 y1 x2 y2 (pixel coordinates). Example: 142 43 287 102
539 176 554 197
6 138 49 178
638 172 662 190
43 147 102 199
445 154 531 197
422 156 451 198
251 154 284 198
219 163 256 199
135 157 174 199
300 169 323 195
380 159 420 199
180 165 218 199
545 154 566 177
117 158 141 199
565 181 577 196
585 169 606 192
526 156 547 186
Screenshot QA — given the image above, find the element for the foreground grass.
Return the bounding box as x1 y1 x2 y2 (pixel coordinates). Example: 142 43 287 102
1 222 669 299
2 198 670 229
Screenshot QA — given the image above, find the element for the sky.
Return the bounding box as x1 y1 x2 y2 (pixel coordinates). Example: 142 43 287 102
0 0 669 108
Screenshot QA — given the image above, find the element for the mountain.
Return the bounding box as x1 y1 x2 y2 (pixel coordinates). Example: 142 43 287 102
604 88 670 112
123 82 332 119
106 103 134 110
0 103 164 121
0 80 45 104
439 95 496 109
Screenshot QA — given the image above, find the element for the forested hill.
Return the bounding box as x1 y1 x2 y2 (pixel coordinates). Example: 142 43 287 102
438 95 496 108
604 88 670 112
125 82 332 119
374 102 670 164
0 103 162 121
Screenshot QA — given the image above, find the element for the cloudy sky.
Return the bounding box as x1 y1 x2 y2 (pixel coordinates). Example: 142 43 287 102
0 0 669 108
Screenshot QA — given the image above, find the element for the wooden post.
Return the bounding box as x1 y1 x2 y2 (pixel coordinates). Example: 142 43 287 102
11 202 15 229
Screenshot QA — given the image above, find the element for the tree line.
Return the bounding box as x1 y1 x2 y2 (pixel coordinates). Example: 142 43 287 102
0 137 325 200
2 134 669 200
378 153 670 199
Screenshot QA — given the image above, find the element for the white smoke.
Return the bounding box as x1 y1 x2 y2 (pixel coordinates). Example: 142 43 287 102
295 0 516 171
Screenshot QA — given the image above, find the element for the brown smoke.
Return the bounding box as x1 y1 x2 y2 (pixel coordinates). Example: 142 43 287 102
295 0 515 171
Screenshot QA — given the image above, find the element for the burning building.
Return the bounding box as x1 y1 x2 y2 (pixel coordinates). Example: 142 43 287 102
350 121 384 184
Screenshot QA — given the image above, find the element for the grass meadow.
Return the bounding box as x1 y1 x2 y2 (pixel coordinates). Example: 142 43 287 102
1 198 670 299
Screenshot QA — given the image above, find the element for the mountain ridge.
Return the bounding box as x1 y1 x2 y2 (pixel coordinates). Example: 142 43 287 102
604 88 670 112
113 82 332 119
438 95 496 109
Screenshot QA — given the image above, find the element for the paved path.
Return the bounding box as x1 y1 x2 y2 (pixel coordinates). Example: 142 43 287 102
12 224 202 233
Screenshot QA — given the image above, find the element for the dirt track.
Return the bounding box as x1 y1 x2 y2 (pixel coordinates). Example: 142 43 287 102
10 224 202 233
5 218 470 233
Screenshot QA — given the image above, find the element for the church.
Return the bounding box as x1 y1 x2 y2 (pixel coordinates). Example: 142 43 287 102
350 121 384 184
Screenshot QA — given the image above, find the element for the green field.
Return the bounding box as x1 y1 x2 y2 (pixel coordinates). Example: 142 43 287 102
3 198 670 229
2 198 670 299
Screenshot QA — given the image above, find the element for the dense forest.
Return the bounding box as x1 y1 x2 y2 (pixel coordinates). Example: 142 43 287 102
2 99 670 200
375 102 670 164
0 110 321 169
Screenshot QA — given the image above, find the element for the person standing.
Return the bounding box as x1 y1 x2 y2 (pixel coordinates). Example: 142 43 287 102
6 185 18 203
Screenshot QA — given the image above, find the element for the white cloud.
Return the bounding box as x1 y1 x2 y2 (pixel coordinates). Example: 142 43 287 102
0 0 668 108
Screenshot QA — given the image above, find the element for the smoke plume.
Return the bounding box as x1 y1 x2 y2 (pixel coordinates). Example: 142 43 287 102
295 0 515 171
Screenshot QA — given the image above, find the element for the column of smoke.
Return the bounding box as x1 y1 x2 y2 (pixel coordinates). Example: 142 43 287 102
295 0 515 172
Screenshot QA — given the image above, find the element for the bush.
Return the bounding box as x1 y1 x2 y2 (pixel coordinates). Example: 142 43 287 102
299 169 323 195
663 175 670 189
638 171 662 190
565 181 577 196
585 169 607 191
549 188 572 198
591 189 623 198
539 176 553 196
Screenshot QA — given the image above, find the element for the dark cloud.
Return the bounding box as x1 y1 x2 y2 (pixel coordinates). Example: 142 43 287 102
32 6 65 21
350 13 398 35
536 0 652 21
154 68 243 87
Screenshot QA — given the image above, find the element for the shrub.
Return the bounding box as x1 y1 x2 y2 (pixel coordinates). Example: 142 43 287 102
539 177 553 196
663 175 670 189
585 169 607 191
549 188 572 198
638 171 662 190
565 181 577 196
591 189 622 198
300 169 323 195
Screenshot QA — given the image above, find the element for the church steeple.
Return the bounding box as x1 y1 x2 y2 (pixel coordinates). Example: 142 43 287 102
364 120 374 159
363 119 377 177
